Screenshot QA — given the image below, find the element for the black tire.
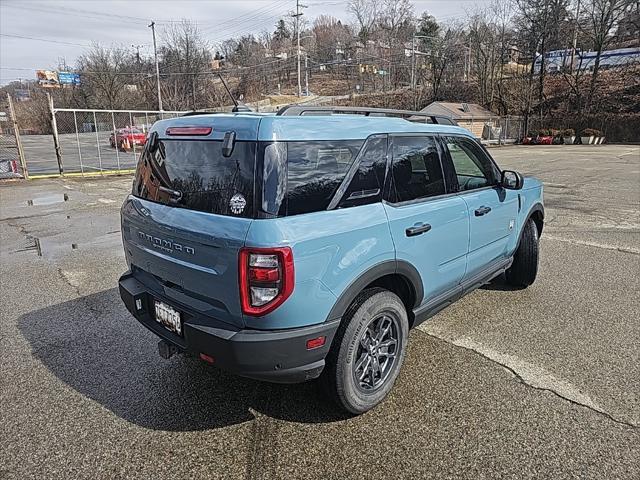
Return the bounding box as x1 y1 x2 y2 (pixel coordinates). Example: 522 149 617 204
506 218 539 287
320 288 409 414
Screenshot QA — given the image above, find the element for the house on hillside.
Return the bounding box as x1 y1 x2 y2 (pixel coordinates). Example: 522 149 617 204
420 102 499 138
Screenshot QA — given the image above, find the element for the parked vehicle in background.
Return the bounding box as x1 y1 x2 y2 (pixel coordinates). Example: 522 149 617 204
109 127 147 151
118 106 544 414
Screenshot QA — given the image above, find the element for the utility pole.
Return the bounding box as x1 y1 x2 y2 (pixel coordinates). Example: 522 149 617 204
569 0 581 73
410 35 416 90
411 35 433 90
292 1 306 97
148 21 163 111
304 54 309 95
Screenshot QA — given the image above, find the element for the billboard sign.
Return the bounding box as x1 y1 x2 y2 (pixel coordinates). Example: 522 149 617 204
58 71 80 85
36 70 60 88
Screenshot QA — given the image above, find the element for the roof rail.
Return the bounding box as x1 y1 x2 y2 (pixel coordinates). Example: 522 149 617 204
181 105 253 117
275 105 457 126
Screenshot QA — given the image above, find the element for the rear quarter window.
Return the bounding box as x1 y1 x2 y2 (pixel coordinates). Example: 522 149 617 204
261 140 364 216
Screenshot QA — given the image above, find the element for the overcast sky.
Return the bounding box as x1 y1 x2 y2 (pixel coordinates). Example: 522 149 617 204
0 0 487 85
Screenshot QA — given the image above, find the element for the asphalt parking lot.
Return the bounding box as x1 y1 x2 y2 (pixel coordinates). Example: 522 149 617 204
1 144 638 479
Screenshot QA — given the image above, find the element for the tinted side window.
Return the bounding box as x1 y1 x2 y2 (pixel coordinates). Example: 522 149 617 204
445 137 499 192
285 140 363 215
389 136 445 203
261 142 287 216
339 136 387 208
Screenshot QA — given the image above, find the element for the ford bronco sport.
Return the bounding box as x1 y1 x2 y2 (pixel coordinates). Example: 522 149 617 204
119 106 544 414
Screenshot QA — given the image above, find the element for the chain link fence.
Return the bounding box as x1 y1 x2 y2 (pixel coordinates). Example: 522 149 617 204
481 116 526 145
0 93 188 178
48 109 186 176
0 93 28 179
0 132 21 179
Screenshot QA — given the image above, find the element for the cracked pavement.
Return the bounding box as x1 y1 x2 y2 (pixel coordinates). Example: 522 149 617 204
1 145 639 479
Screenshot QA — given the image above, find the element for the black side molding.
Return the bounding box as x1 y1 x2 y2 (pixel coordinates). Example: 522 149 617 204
520 203 545 242
326 260 424 322
412 257 513 328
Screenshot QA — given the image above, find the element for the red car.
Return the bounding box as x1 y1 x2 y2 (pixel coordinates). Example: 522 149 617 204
110 127 147 151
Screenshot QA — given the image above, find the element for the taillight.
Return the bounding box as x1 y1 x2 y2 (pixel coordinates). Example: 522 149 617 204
239 247 294 316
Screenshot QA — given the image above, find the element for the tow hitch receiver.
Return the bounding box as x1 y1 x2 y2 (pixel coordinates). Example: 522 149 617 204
158 340 178 359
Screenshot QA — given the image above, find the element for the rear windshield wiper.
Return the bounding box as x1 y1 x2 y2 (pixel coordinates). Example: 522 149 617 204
158 186 183 202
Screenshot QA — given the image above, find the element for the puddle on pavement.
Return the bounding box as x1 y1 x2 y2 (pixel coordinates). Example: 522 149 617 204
26 193 69 206
16 232 121 258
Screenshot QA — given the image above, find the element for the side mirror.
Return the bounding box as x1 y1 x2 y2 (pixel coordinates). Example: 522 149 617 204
501 170 524 190
222 131 236 158
148 131 159 153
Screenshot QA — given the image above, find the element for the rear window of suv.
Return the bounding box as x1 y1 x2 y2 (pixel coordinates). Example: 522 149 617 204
133 139 256 218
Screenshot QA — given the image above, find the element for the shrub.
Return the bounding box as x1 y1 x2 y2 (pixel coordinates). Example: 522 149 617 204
582 128 602 136
563 128 575 136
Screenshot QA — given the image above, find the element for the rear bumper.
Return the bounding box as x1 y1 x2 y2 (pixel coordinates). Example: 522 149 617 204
118 271 339 383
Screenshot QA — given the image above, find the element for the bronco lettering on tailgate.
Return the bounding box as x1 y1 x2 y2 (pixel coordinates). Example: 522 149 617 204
137 231 195 255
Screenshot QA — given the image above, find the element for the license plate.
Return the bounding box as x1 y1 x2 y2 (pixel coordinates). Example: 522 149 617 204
154 300 182 335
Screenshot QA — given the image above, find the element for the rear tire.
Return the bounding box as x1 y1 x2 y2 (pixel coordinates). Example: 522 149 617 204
320 288 409 414
506 218 539 287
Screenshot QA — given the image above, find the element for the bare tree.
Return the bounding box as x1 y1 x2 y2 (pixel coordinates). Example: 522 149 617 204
615 0 640 39
76 44 138 109
514 0 571 129
161 20 211 110
378 0 414 88
580 0 633 109
348 0 380 42
467 11 500 107
312 15 353 63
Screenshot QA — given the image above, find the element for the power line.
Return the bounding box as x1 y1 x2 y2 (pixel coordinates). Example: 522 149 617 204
199 0 291 35
199 0 290 31
206 12 289 44
153 1 290 72
1 3 153 25
0 33 91 48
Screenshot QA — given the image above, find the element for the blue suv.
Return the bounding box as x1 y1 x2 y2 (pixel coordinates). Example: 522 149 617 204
119 106 544 413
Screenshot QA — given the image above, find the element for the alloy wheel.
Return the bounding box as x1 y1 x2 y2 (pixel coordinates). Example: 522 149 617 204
352 313 401 392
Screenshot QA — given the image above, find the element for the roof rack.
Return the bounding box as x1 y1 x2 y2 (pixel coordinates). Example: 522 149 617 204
181 104 254 117
275 105 457 126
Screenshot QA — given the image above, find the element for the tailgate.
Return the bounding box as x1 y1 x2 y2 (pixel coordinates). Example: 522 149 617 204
121 196 250 328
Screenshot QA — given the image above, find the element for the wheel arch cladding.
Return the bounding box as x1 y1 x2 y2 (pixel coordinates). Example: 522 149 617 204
528 203 544 236
326 260 423 324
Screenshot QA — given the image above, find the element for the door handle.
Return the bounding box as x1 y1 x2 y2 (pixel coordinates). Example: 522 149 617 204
405 223 432 237
474 206 492 216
